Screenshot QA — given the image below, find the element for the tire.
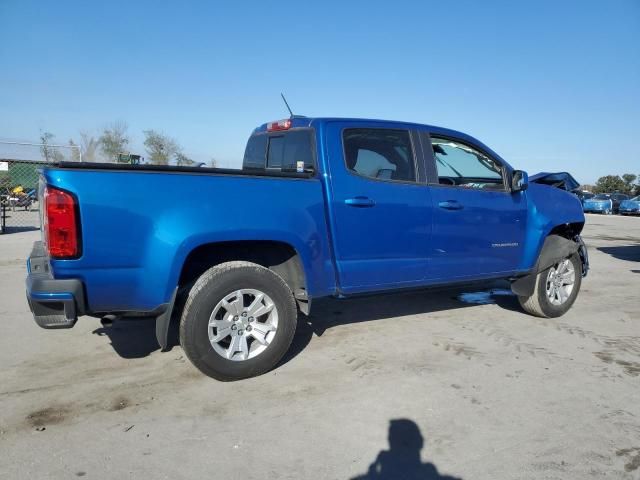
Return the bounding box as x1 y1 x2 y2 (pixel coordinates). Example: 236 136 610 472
518 253 582 318
180 261 297 381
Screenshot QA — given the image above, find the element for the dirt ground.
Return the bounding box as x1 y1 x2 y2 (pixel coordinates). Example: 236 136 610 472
0 213 638 479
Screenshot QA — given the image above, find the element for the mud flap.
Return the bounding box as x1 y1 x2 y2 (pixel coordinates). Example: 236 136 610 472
511 235 581 297
155 288 177 351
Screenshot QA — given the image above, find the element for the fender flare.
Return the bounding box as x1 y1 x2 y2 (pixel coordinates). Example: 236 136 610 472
511 235 582 297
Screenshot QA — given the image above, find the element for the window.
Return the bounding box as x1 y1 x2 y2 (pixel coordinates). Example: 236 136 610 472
343 129 416 182
242 130 314 172
431 137 504 190
243 134 267 169
267 136 285 168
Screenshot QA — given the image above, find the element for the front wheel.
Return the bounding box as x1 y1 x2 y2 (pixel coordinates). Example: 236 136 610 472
518 253 582 318
180 261 297 381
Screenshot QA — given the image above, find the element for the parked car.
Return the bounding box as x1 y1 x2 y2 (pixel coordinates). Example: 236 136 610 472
26 116 588 380
611 193 630 213
583 193 614 214
619 196 640 215
573 190 594 205
583 193 629 214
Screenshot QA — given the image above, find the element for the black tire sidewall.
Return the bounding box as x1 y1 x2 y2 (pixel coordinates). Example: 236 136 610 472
182 265 297 380
536 253 582 318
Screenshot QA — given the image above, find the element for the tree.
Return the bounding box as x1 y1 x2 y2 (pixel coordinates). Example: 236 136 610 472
68 139 81 162
143 130 179 165
99 121 129 162
39 131 65 162
622 173 637 194
80 132 100 162
39 131 55 161
176 152 195 166
594 175 627 194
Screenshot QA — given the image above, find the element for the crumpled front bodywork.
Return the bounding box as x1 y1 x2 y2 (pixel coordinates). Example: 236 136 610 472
529 172 580 191
520 182 585 271
511 180 587 296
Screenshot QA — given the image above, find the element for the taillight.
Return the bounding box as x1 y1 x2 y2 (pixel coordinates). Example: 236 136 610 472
43 186 80 259
267 119 292 132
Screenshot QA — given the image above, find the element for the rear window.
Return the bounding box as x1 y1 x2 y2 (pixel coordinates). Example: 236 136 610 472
342 128 416 182
243 130 314 172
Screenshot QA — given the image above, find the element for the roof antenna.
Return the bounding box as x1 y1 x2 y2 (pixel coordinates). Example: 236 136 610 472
281 92 294 118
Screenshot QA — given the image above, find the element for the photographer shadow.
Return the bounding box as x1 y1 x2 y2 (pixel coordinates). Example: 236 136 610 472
351 419 462 480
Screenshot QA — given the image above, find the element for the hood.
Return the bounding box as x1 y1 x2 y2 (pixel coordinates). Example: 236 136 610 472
621 199 640 207
529 172 581 191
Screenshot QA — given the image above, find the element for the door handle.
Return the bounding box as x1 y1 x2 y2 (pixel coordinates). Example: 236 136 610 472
345 196 376 207
438 200 463 210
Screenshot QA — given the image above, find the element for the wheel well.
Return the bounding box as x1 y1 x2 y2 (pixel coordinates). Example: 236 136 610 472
548 222 584 239
178 240 306 297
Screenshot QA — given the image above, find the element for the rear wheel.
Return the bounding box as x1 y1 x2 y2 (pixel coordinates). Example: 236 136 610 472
518 253 582 318
180 261 297 381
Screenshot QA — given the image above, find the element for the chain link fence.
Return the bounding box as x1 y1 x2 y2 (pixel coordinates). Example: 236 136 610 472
0 141 80 234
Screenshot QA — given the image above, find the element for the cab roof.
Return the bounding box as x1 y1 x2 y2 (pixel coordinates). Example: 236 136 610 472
254 116 470 138
252 116 508 168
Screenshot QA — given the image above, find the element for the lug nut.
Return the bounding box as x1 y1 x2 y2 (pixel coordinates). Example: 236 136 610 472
231 324 237 330
246 325 253 332
248 317 254 322
242 312 247 317
233 316 239 321
238 330 243 336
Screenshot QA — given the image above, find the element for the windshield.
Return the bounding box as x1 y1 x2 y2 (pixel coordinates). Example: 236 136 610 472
593 194 611 200
630 196 640 202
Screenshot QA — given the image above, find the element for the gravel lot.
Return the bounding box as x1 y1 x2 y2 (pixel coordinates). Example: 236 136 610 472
0 214 638 479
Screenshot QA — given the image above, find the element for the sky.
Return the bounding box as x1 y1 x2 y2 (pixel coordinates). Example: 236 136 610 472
0 0 638 183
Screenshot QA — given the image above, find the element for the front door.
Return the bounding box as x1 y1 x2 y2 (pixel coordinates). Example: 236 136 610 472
325 122 433 293
425 134 528 280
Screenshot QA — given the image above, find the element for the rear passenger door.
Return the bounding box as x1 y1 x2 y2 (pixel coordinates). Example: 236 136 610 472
325 121 433 293
424 133 528 279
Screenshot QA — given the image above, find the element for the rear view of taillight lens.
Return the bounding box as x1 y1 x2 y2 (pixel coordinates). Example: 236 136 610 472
43 186 80 258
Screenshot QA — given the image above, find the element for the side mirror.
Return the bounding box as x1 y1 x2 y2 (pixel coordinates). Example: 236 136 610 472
511 170 529 192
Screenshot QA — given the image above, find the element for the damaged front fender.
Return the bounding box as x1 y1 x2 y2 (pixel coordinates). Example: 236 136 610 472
511 234 588 297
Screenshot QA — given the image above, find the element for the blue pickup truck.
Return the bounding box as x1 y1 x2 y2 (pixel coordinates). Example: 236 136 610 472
26 117 588 380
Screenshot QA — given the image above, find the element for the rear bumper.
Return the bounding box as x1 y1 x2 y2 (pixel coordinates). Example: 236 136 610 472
26 241 85 329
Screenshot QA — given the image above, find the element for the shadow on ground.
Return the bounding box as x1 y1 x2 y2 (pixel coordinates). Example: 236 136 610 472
597 245 640 262
350 419 463 480
92 316 176 359
92 281 520 367
0 226 40 234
